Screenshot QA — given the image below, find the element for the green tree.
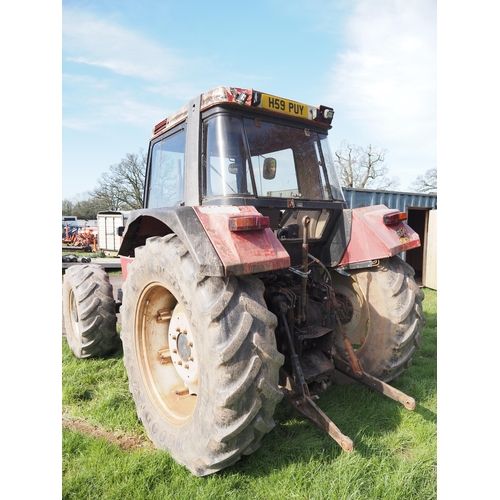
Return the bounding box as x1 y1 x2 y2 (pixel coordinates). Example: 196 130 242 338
62 193 108 220
72 197 110 220
62 199 74 216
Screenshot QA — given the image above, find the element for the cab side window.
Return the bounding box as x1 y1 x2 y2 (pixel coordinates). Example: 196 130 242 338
147 129 186 208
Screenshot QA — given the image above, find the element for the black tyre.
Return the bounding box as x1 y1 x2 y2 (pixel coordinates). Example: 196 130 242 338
331 256 425 382
121 234 284 476
62 264 119 358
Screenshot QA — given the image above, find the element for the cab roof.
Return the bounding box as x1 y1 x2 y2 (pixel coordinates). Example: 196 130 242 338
152 86 334 138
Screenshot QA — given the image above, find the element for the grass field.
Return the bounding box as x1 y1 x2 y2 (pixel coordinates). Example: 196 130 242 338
62 288 437 500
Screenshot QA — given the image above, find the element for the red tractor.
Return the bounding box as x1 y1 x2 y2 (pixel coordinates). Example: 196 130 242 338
63 86 425 476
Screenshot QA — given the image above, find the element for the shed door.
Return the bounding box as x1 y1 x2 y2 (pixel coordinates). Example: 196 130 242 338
424 210 437 290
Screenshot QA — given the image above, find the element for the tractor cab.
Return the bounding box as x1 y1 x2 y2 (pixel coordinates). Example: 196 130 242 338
144 87 347 265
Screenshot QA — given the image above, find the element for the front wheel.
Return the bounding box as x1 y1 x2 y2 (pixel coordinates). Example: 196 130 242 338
121 235 284 476
331 256 425 382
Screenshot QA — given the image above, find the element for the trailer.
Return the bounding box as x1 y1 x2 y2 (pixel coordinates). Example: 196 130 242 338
96 211 129 253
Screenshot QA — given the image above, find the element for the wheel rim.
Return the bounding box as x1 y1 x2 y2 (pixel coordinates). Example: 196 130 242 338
136 283 198 426
69 290 82 341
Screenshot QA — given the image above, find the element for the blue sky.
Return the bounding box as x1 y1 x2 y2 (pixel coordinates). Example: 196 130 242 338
62 0 437 200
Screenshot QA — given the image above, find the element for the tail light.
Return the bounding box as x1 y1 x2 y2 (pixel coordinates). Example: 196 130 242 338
383 212 407 225
229 215 270 232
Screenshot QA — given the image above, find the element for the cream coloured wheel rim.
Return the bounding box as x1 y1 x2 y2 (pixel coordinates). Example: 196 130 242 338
136 282 198 426
69 290 82 342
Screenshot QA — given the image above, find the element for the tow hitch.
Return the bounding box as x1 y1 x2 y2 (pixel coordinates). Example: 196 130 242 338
281 356 416 453
332 355 416 410
281 371 354 452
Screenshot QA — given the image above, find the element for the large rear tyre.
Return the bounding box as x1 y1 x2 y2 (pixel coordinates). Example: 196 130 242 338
62 264 119 358
121 235 284 476
331 256 425 382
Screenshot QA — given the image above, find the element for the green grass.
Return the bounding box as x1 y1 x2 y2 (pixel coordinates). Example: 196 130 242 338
62 288 437 500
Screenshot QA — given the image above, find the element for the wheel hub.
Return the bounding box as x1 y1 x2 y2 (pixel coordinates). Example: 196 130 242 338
334 293 354 324
332 280 369 348
176 333 192 362
168 303 199 395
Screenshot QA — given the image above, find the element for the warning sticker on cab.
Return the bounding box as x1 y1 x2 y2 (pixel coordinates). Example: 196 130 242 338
259 93 314 119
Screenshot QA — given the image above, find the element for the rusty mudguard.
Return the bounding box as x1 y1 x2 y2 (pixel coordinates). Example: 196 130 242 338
117 205 290 279
335 204 420 268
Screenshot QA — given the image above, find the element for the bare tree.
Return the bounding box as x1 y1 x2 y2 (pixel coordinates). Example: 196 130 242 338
62 150 147 219
409 168 437 193
92 150 147 211
334 141 400 190
62 199 74 215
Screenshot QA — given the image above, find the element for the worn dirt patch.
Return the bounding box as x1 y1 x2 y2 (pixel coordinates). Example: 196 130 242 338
62 415 153 451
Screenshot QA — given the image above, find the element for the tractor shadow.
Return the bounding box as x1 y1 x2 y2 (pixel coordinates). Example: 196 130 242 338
226 374 436 479
229 302 437 478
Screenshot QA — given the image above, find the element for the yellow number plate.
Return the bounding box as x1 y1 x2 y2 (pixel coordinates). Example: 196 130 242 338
260 93 312 119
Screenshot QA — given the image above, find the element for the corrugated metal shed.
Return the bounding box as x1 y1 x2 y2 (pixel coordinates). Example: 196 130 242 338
342 187 437 211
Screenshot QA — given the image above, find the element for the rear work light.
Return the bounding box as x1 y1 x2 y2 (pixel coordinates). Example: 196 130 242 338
229 215 270 232
383 212 408 225
316 105 335 124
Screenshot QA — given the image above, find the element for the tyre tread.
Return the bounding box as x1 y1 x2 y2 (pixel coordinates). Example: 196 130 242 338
63 264 119 358
121 235 283 476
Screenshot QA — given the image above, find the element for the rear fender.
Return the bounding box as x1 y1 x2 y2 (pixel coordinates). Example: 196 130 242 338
338 205 420 267
193 205 290 275
118 206 290 279
117 207 224 279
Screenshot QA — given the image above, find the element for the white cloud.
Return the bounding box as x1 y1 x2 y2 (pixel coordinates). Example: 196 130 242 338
62 7 183 82
62 7 192 130
62 89 168 131
99 96 169 127
328 0 437 182
62 73 108 88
